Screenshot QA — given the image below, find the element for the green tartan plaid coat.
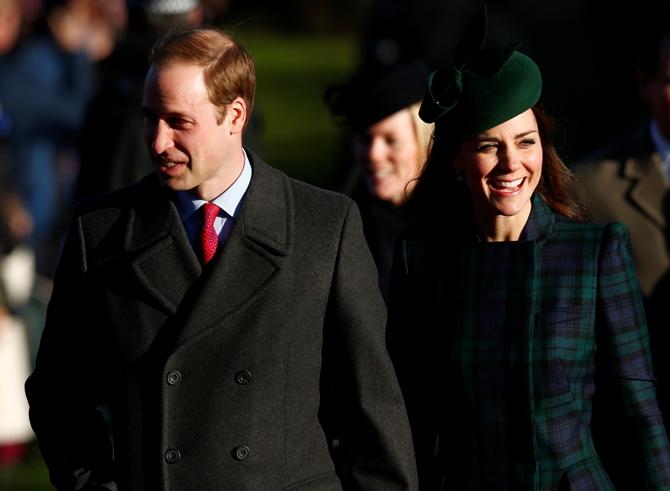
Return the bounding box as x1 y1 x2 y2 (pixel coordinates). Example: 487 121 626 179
389 195 670 490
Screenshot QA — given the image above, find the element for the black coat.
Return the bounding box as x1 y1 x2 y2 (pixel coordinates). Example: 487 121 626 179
350 180 409 304
26 153 417 490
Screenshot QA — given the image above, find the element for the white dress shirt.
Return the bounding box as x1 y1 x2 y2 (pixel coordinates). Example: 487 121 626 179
174 150 253 248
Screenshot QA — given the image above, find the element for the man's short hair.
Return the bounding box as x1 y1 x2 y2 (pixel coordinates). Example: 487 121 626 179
149 27 256 124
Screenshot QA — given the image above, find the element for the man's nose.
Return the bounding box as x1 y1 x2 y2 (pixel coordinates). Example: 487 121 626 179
149 120 174 156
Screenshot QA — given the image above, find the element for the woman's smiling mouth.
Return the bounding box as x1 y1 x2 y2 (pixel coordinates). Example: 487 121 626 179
490 177 526 193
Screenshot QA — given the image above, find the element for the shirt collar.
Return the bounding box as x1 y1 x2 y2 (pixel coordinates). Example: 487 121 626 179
174 150 253 222
650 119 670 163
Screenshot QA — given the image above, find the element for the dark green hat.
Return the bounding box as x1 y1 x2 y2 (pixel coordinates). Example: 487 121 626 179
419 7 542 136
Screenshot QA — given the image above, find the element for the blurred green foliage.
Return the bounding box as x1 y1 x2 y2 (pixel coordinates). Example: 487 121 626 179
0 442 49 491
239 29 358 189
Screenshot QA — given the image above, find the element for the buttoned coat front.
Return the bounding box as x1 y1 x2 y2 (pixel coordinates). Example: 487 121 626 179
390 197 670 490
26 153 417 491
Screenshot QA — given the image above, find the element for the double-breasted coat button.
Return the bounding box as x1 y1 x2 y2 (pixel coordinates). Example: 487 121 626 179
165 448 181 463
234 369 252 385
233 445 250 461
166 370 182 386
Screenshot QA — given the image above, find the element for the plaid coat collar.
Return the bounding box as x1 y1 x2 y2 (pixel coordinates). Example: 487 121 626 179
401 193 554 275
519 194 555 244
455 193 555 246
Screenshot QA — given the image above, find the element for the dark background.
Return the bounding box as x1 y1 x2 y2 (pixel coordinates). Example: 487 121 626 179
220 0 661 178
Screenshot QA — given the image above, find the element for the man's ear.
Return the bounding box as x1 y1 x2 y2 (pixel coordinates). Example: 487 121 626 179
228 97 247 134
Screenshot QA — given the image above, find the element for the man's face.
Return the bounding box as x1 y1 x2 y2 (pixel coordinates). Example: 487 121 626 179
142 62 245 201
641 37 670 139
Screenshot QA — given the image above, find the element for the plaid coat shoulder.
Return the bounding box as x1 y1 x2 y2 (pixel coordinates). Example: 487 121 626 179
389 196 670 490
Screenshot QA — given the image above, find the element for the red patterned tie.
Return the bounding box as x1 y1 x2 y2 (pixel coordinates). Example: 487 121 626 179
199 203 220 265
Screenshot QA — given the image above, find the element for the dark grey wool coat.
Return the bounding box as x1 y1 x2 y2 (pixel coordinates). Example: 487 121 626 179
26 152 417 491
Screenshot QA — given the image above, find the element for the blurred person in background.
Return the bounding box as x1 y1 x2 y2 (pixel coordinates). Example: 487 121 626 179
0 217 38 470
0 0 112 276
0 0 127 469
324 60 433 301
0 0 123 436
573 8 670 432
0 0 40 469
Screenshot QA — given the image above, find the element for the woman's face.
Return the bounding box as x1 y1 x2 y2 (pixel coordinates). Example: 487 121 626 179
454 108 542 222
353 109 421 205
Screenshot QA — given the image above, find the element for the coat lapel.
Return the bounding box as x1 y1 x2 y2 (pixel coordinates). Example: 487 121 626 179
623 130 667 228
129 201 202 314
174 153 292 347
82 176 202 362
123 176 202 315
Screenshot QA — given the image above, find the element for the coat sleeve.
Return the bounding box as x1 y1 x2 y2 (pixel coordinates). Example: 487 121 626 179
324 200 418 490
24 212 117 491
595 222 670 489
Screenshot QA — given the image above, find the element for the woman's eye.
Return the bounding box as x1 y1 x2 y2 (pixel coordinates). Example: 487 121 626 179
477 143 497 152
519 138 536 147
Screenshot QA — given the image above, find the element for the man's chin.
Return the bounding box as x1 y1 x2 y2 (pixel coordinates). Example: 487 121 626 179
155 171 189 191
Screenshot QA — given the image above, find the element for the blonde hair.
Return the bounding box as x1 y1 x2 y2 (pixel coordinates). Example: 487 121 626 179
408 102 434 173
403 102 434 202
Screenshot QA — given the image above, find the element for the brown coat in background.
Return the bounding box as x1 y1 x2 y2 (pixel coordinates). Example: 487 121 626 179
574 125 670 429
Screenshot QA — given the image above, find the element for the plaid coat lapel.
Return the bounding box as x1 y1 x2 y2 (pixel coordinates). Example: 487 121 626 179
521 198 613 489
524 197 670 489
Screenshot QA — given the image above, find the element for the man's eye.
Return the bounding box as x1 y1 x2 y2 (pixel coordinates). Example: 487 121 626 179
169 119 191 129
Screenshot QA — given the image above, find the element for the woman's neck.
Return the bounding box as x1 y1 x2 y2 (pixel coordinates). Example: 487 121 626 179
473 203 532 242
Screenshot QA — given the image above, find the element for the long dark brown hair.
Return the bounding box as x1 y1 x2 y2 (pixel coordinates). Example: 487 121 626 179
407 105 587 235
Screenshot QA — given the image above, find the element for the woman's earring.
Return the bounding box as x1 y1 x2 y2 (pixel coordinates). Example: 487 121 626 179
455 171 464 183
